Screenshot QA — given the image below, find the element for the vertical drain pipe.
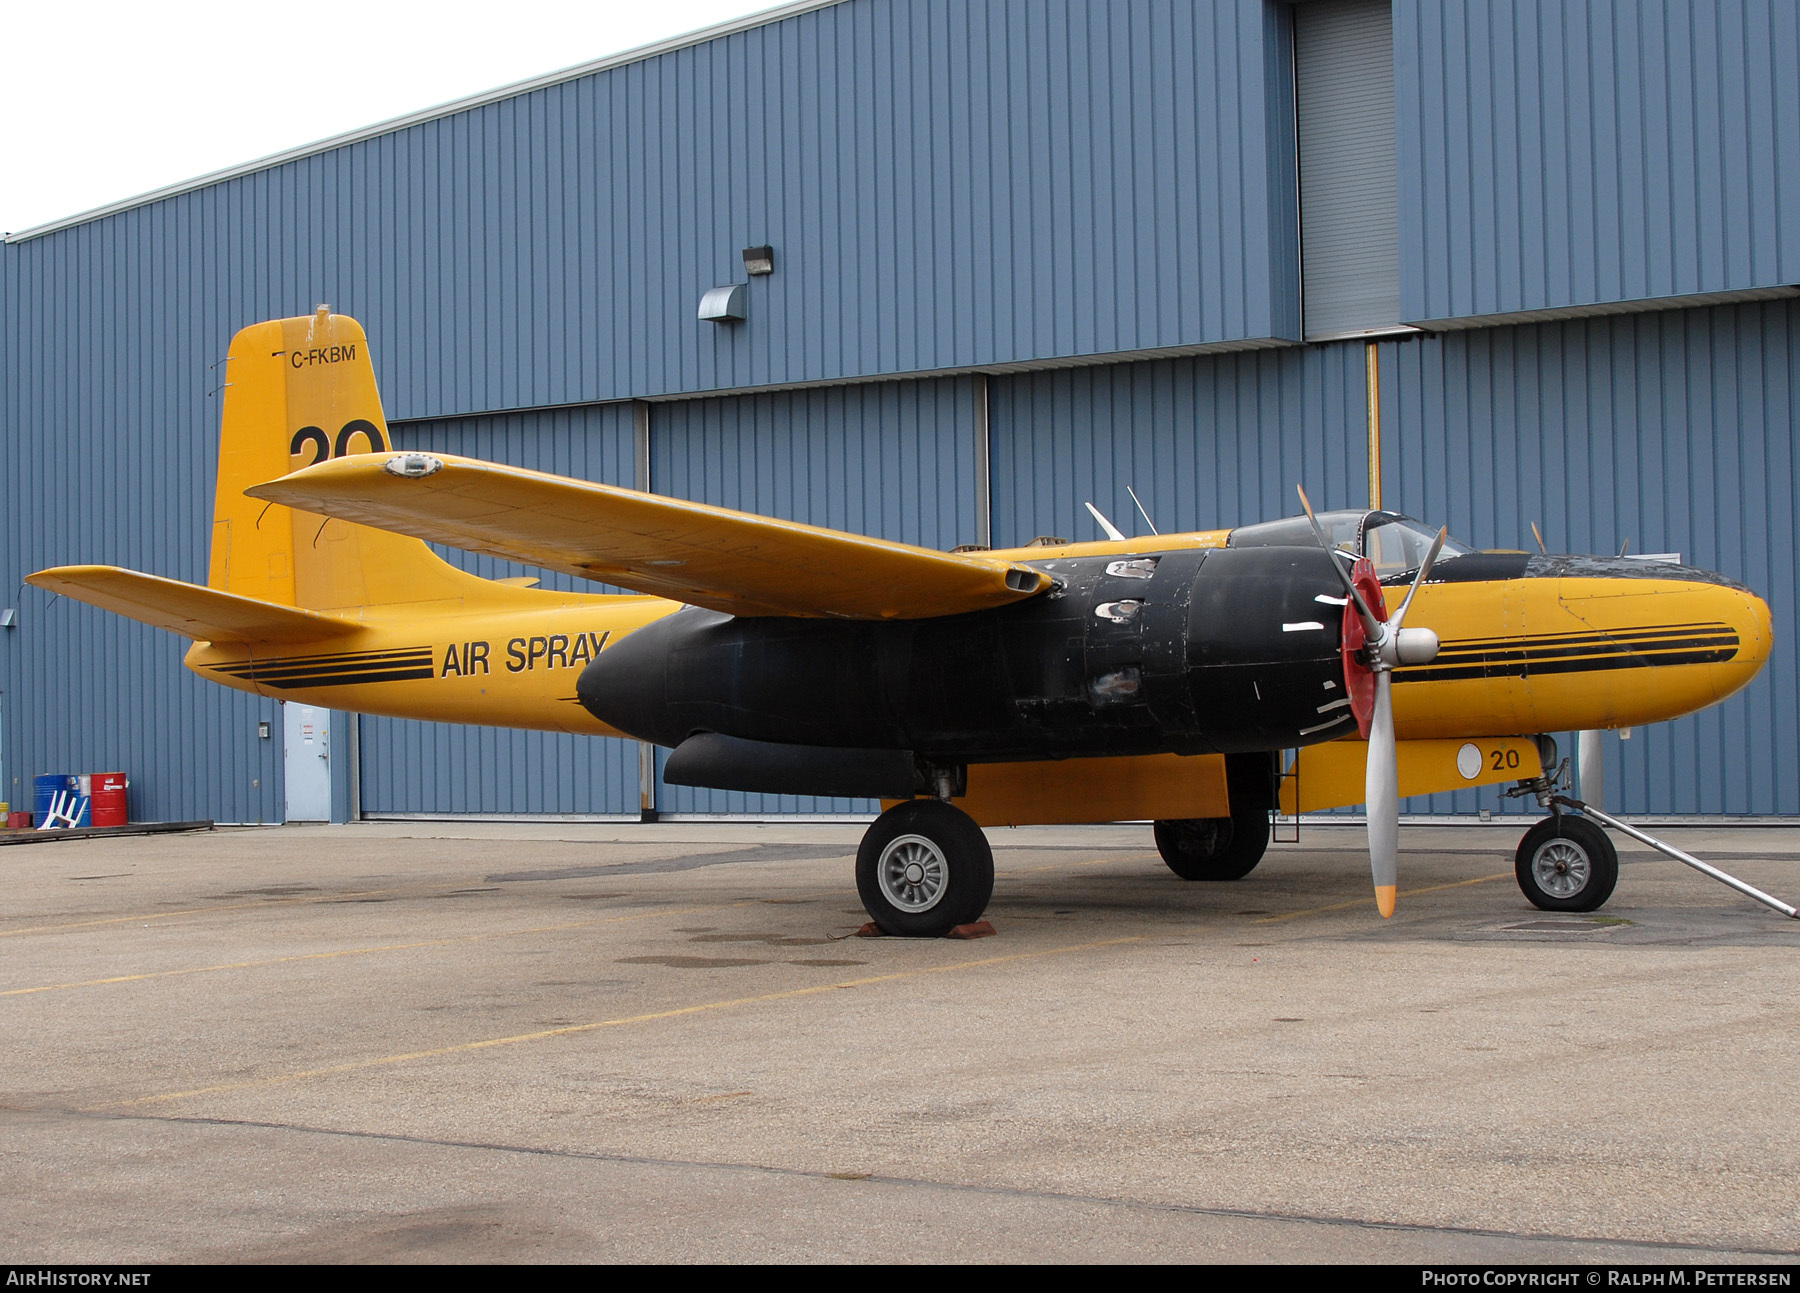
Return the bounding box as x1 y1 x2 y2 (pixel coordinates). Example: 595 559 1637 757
347 713 361 822
974 374 992 548
1366 341 1383 511
633 399 658 823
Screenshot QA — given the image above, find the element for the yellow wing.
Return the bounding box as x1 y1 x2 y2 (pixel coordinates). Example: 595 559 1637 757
247 453 1050 619
27 566 355 644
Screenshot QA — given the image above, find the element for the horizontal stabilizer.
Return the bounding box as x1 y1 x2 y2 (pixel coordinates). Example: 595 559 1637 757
247 453 1049 620
26 566 355 644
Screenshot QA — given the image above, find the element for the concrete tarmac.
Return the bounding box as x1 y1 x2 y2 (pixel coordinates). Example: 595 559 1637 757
2 818 1797 1264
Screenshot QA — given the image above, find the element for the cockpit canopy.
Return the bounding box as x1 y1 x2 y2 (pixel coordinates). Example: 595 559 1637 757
1227 509 1472 578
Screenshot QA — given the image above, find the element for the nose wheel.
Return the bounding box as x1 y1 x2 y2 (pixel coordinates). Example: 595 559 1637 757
1515 814 1619 912
856 799 995 937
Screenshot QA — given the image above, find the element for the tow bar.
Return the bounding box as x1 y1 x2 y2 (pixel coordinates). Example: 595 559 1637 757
1552 795 1799 920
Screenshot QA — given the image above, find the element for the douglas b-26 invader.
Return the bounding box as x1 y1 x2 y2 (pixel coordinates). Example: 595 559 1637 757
31 310 1789 935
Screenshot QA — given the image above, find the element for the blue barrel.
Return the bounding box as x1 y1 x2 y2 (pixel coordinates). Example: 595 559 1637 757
33 773 69 827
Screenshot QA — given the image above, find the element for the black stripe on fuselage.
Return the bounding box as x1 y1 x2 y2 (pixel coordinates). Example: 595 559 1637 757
212 647 431 674
1427 633 1738 668
250 665 437 689
1397 630 1739 684
1427 623 1733 656
210 647 434 689
1398 647 1739 684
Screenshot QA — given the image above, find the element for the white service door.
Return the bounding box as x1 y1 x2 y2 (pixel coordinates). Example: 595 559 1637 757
283 703 332 822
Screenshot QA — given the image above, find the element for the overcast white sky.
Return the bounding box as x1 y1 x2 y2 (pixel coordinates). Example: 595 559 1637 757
0 0 783 235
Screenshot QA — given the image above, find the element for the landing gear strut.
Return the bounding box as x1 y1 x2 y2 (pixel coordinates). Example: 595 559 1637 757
1506 737 1619 912
855 799 995 937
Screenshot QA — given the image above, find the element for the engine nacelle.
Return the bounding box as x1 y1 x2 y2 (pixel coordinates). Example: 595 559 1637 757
577 545 1351 761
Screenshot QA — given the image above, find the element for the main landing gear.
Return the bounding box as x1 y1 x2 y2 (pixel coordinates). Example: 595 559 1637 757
1152 753 1277 882
856 799 995 938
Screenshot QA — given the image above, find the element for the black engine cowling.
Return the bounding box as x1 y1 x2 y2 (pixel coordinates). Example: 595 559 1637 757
577 545 1352 761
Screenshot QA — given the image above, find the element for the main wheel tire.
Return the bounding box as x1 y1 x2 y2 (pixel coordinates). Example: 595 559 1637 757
1154 753 1275 881
856 799 995 937
1515 814 1619 912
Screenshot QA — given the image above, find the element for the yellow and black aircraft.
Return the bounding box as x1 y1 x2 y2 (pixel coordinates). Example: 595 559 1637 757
29 311 1773 936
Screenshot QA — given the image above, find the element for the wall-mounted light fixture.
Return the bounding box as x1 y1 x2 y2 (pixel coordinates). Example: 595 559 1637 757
698 283 747 323
742 245 774 276
258 720 271 739
0 608 15 629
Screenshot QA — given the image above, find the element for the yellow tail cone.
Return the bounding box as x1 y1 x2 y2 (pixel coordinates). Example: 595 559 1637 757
1376 885 1396 918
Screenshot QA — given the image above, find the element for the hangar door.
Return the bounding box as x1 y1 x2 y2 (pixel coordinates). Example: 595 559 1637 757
358 405 642 817
651 376 985 816
1295 0 1400 340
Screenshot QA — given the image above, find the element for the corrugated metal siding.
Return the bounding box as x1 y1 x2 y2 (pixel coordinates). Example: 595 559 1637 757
651 376 980 814
990 345 1373 547
358 405 641 815
1382 298 1800 816
0 224 284 825
1397 0 1800 324
7 0 1300 422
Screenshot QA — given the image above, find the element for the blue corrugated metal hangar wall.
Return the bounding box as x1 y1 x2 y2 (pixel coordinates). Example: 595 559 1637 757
1 0 1796 823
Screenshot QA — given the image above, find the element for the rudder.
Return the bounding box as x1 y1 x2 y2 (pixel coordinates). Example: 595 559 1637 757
209 306 481 612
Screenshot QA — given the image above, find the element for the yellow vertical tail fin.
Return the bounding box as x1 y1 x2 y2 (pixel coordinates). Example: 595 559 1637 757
209 307 484 612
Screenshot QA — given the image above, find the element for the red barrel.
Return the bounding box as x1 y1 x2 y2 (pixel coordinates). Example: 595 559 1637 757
90 772 128 827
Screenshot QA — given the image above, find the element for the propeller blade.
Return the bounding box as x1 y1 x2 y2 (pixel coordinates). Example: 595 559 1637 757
1295 485 1384 638
1084 501 1126 542
1387 526 1447 634
1531 521 1548 554
1366 670 1399 918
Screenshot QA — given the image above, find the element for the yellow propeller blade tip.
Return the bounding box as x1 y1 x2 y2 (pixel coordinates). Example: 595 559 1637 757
1375 885 1397 919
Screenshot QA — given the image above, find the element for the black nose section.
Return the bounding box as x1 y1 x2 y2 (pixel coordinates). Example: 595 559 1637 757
1521 553 1748 589
577 607 725 745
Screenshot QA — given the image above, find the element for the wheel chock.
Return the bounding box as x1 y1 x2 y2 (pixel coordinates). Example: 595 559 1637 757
852 919 997 938
946 920 997 940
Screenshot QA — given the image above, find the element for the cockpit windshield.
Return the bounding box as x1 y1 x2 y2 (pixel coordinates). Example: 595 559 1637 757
1360 512 1472 577
1225 508 1474 574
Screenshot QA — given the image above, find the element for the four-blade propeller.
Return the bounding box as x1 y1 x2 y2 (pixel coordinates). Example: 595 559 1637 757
1296 487 1446 918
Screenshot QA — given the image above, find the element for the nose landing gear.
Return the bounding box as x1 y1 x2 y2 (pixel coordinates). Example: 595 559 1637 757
1514 813 1619 912
1506 736 1797 918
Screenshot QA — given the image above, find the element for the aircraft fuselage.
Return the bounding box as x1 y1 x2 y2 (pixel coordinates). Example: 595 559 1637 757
575 544 1771 764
